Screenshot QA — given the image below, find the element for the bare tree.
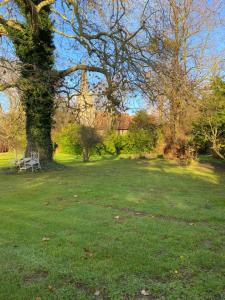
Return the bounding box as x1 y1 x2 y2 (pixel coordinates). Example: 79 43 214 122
137 0 225 158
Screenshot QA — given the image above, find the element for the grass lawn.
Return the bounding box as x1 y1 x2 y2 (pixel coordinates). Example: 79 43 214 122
0 153 225 300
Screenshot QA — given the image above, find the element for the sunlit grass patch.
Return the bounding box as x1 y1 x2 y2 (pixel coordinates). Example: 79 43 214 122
0 152 224 299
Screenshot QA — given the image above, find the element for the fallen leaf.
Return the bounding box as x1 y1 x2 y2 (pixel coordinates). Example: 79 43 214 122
114 216 120 219
140 289 150 296
94 290 100 296
48 285 55 292
42 237 50 241
36 297 42 300
84 248 93 258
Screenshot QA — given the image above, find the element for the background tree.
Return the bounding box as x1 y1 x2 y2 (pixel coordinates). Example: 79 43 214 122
193 77 225 160
137 0 224 158
0 104 25 154
0 72 25 155
127 110 158 154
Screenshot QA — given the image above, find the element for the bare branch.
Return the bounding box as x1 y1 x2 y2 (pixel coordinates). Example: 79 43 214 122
0 15 23 32
0 24 7 35
0 0 11 7
52 27 76 38
36 0 55 12
59 64 109 78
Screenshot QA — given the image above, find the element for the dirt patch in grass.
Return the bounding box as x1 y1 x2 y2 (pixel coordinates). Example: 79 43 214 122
120 207 149 217
74 282 110 300
23 270 48 283
154 213 200 225
85 201 206 225
59 277 110 299
135 296 157 300
201 239 213 249
58 277 92 294
74 281 90 291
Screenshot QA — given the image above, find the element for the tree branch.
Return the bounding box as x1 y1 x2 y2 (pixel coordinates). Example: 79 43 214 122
36 0 56 12
0 82 17 91
52 27 76 38
0 15 23 32
59 64 109 78
0 24 7 35
0 0 11 7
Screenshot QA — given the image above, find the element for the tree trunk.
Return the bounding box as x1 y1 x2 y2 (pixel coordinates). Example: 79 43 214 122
82 148 90 162
9 0 56 162
22 71 55 161
212 142 225 160
24 96 54 161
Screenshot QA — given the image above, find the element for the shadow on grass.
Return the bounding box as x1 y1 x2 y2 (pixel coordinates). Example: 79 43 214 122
0 156 224 299
0 160 70 175
198 155 225 172
2 155 223 194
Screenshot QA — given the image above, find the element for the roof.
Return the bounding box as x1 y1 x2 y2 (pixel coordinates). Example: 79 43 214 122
94 112 132 131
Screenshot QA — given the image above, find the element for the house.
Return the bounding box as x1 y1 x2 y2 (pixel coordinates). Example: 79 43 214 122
94 112 132 135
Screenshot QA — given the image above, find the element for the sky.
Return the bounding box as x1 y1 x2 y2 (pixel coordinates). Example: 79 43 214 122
0 0 224 113
0 93 9 111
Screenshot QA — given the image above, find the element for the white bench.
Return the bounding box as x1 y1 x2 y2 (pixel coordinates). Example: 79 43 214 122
16 152 41 172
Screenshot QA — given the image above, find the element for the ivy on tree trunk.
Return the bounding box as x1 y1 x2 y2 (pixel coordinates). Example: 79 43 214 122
9 0 56 161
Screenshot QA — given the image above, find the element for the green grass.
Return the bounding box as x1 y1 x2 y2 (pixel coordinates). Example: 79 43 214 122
0 153 225 300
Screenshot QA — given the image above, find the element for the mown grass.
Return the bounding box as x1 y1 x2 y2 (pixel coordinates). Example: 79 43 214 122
0 152 225 300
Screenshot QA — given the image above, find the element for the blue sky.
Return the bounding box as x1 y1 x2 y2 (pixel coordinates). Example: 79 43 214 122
0 0 224 113
0 93 9 111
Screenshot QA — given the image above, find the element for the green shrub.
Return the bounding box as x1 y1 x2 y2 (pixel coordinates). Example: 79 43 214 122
56 123 82 155
103 127 158 155
103 131 128 155
192 77 225 159
126 110 159 154
125 129 157 153
56 110 159 157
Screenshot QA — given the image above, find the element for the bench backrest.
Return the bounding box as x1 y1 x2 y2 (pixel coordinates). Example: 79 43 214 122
30 151 39 161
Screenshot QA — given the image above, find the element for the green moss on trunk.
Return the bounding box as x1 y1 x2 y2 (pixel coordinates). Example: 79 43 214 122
9 0 56 161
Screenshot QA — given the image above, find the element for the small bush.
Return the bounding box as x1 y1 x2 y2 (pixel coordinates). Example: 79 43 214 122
103 131 128 155
125 129 157 154
56 123 82 155
126 110 159 154
78 126 102 162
